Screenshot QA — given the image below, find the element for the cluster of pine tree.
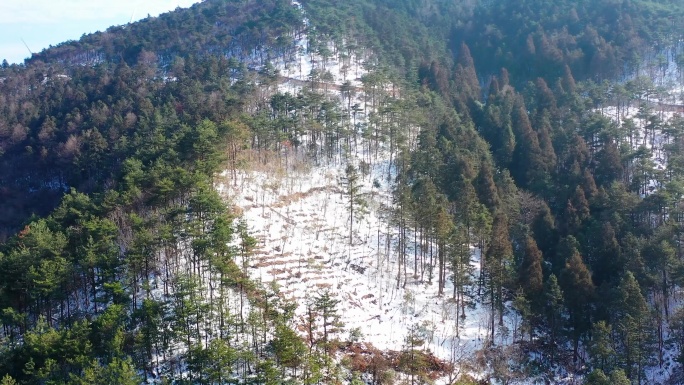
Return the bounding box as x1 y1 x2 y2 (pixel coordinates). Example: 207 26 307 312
0 1 357 383
301 0 684 382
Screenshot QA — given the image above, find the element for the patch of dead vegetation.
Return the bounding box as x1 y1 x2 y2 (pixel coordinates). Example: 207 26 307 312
338 342 457 383
273 186 342 208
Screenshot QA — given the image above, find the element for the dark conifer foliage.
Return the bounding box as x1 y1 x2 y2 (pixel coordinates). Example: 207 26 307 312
519 235 544 302
561 247 595 363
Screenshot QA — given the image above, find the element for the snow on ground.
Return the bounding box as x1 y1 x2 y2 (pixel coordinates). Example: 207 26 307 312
216 145 504 367
214 3 520 379
600 95 682 195
602 104 671 162
220 14 684 383
279 2 369 87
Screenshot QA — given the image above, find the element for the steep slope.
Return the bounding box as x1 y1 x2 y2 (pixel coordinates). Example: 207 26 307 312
216 5 522 383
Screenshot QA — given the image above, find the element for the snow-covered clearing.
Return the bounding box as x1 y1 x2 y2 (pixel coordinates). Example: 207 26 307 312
215 3 521 382
217 150 504 356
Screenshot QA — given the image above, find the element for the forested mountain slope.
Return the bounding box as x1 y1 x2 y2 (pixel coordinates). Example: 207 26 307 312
1 0 684 384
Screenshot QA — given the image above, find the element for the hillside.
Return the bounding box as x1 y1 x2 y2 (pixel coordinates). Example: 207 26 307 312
2 0 684 384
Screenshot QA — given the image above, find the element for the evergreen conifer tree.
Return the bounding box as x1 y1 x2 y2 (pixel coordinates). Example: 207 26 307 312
519 235 543 302
561 248 595 363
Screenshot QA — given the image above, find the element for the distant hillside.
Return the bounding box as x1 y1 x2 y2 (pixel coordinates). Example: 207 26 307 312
29 0 302 67
0 0 302 239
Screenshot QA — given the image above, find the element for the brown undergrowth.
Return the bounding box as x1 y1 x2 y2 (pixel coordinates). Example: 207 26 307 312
338 341 457 382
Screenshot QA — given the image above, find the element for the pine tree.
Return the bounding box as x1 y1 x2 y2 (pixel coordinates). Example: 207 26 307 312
427 61 450 97
519 236 543 302
256 359 280 385
589 222 621 286
488 76 500 99
342 164 366 245
475 161 500 211
613 271 654 383
131 299 164 379
609 369 631 385
561 199 582 235
499 68 510 88
644 236 677 319
494 169 520 230
411 177 441 284
559 134 591 183
584 369 610 385
562 64 577 94
453 42 481 104
589 321 615 372
70 358 140 385
513 289 533 341
272 323 307 376
533 111 557 182
554 236 581 272
510 102 545 182
561 248 595 363
544 274 564 365
582 168 599 199
188 119 224 176
595 140 623 186
480 91 517 168
450 221 475 332
435 198 454 295
485 211 514 341
532 201 557 258
510 99 546 190
399 324 429 385
571 185 591 222
533 78 558 117
499 125 517 168
314 291 343 353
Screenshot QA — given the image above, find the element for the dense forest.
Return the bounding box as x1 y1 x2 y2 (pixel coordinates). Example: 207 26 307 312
2 0 684 383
